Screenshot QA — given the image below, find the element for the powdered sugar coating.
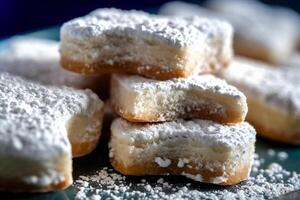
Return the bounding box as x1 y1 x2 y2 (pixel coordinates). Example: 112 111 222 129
111 74 247 122
160 0 299 63
0 73 102 160
208 0 299 61
118 74 244 99
61 8 231 48
111 118 256 150
0 37 99 88
222 57 300 116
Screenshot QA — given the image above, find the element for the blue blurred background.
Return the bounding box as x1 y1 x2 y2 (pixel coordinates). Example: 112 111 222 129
1 0 299 38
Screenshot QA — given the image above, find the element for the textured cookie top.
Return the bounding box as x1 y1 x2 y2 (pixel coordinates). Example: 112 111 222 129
114 74 245 100
111 118 256 150
0 37 90 87
61 8 232 48
0 73 102 160
208 0 299 49
223 57 300 116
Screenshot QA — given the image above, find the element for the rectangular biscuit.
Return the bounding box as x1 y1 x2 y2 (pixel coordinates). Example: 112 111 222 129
110 74 247 123
222 57 300 144
60 8 233 80
160 0 300 64
109 118 256 185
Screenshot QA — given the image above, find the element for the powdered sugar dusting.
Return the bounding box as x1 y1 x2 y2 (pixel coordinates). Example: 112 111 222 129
118 74 243 99
0 72 101 160
112 118 255 150
160 0 299 64
0 37 99 88
113 74 247 121
222 57 300 116
208 0 299 61
74 152 300 199
61 8 230 48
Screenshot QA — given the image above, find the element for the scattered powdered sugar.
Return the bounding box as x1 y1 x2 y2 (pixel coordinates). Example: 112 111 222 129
267 149 276 157
278 152 289 161
155 157 172 168
74 153 300 200
268 149 288 161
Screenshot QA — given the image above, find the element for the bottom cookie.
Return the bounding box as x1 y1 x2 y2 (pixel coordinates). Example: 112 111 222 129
109 118 256 185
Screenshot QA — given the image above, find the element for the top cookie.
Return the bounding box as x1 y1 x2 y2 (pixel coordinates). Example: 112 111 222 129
60 8 233 80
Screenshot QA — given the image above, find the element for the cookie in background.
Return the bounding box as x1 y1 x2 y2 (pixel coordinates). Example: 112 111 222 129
0 37 110 100
160 0 300 64
221 57 300 145
208 0 300 64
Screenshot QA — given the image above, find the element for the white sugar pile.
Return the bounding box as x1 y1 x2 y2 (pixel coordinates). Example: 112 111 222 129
74 153 300 200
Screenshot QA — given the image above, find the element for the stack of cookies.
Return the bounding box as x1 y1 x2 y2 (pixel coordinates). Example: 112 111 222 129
60 8 256 185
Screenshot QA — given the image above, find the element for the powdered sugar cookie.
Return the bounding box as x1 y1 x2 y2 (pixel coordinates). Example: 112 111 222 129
110 74 247 123
222 57 300 144
109 118 256 185
160 1 300 64
0 73 104 192
0 37 110 99
208 0 300 64
60 8 233 80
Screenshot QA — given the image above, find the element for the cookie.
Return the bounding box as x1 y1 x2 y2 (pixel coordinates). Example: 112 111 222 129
110 74 247 123
222 57 300 144
60 8 233 80
109 118 256 185
0 73 104 192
